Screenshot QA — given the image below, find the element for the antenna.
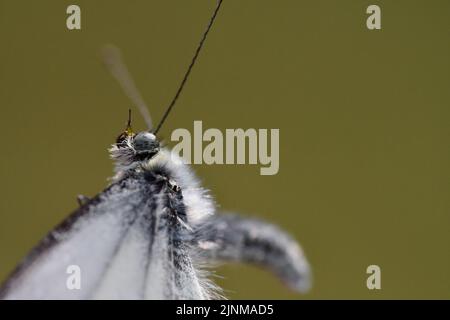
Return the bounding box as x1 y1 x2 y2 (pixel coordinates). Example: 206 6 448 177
153 0 224 135
127 109 132 128
101 44 153 130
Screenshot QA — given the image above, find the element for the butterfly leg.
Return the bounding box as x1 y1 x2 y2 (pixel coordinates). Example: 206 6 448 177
76 194 90 206
193 212 311 293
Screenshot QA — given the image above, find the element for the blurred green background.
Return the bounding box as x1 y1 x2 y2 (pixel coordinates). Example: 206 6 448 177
0 0 449 299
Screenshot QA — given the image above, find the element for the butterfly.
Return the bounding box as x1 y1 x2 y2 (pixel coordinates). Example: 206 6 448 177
0 0 310 299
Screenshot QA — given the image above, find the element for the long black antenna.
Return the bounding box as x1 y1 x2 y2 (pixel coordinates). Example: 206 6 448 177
153 0 224 135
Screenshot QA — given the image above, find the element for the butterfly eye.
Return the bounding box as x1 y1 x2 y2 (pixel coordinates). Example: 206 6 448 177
115 132 129 146
133 132 159 154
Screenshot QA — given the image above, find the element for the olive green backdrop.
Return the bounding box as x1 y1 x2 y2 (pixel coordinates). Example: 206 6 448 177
0 0 449 299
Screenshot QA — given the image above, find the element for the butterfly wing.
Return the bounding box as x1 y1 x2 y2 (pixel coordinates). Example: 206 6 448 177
1 164 310 299
0 172 213 300
193 212 311 293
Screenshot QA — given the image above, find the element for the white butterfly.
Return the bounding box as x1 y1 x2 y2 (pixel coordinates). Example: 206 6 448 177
0 0 310 300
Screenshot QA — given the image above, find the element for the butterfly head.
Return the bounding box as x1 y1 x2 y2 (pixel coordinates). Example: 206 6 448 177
116 130 160 157
110 110 160 169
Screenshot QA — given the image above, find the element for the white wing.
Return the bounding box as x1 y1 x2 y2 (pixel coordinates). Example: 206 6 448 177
193 212 311 293
0 172 215 300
